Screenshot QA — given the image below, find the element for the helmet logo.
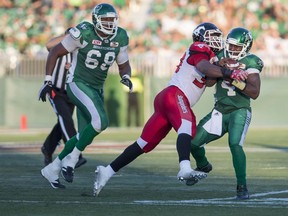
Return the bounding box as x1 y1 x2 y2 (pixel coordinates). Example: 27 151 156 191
194 26 205 36
95 5 102 13
246 31 252 41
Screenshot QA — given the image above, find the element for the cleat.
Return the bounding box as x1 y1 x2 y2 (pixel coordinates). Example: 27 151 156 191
41 165 65 189
177 169 207 185
75 157 87 169
186 163 212 186
93 166 110 197
236 185 249 200
185 177 199 186
41 146 52 166
195 162 213 173
61 166 74 183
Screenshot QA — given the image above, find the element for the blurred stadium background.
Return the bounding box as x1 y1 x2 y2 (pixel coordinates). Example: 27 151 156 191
0 2 287 214
0 0 287 129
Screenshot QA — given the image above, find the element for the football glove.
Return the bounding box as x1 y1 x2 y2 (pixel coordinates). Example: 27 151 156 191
120 74 133 92
221 68 248 81
230 69 248 81
38 81 53 102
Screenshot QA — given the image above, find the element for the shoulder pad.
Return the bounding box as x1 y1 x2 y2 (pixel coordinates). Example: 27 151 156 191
242 53 264 72
114 27 129 46
190 42 213 54
69 27 81 40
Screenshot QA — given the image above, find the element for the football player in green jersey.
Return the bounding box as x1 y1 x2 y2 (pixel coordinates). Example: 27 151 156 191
189 27 264 199
39 3 133 189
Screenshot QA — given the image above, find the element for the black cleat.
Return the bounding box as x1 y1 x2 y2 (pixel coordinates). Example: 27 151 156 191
236 185 249 200
41 146 52 166
75 157 87 169
49 179 66 189
195 162 213 173
61 166 74 183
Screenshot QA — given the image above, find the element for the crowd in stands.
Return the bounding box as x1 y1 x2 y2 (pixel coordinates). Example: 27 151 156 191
0 0 287 63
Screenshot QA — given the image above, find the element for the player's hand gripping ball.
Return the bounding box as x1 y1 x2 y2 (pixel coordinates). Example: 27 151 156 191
220 58 247 90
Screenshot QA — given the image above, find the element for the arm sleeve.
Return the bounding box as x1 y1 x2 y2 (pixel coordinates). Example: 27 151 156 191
61 35 81 53
116 45 129 65
186 42 215 66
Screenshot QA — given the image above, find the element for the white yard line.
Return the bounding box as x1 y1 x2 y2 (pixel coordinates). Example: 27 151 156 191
1 190 287 208
134 190 288 207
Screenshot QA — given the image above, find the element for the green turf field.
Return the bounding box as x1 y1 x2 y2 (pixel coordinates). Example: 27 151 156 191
0 128 287 216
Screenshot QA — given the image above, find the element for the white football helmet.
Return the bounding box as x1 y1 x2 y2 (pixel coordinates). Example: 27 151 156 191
192 22 223 53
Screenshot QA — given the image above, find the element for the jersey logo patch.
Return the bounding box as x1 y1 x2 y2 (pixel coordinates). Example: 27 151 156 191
194 26 205 36
196 43 206 49
110 42 119 47
70 27 81 40
92 40 102 45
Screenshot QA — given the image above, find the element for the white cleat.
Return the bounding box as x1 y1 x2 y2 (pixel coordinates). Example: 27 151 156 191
177 169 207 184
41 164 65 189
93 166 110 197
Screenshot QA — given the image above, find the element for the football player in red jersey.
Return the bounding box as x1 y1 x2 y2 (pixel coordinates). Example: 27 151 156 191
93 22 248 196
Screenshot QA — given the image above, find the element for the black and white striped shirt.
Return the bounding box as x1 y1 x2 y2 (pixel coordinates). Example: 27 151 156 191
51 53 72 91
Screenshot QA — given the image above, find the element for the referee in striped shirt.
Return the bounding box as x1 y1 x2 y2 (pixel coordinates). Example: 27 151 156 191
40 28 87 168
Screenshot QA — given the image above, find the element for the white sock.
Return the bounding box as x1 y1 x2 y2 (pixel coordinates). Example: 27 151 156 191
51 157 61 167
70 147 81 159
179 160 193 172
62 147 81 168
50 157 61 172
106 165 116 178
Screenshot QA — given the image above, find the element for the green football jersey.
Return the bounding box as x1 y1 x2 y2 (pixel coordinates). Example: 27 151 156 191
213 50 264 113
67 21 129 89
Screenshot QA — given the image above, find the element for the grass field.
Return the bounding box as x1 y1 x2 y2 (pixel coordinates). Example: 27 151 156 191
0 127 287 216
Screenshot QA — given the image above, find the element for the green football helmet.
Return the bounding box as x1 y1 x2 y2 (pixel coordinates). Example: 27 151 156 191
225 27 253 60
92 3 118 36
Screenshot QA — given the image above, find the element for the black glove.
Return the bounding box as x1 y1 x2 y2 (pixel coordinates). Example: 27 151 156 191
120 74 133 92
38 81 53 102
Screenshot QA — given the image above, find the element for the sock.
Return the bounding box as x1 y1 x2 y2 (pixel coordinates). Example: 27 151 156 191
58 136 78 160
110 142 144 172
105 165 116 179
53 157 61 166
179 160 192 172
176 133 192 162
61 147 82 168
50 157 61 173
70 147 81 159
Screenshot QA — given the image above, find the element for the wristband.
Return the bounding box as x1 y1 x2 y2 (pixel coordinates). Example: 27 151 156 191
231 80 246 90
220 67 232 78
122 74 130 79
45 75 52 82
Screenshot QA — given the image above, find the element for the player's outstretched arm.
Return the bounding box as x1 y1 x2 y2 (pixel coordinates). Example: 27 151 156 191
196 59 248 81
